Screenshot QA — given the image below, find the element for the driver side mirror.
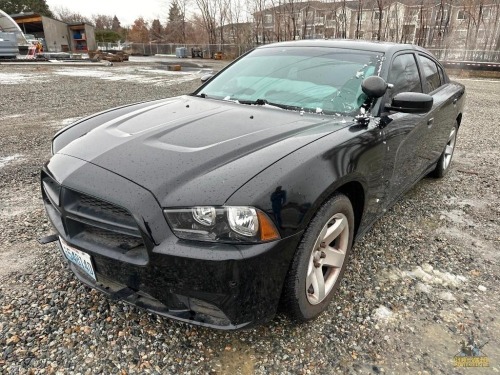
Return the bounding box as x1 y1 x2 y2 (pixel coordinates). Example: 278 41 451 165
361 76 389 98
385 92 433 114
200 74 214 83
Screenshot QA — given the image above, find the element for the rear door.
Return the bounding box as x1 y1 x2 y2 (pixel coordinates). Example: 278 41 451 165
416 53 456 163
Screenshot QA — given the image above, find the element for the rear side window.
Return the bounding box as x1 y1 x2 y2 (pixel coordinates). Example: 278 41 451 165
419 54 441 93
387 53 422 98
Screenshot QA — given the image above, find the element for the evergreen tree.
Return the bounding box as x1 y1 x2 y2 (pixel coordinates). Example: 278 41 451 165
0 0 53 17
111 16 121 32
95 30 122 43
168 2 183 24
150 19 163 41
165 1 185 43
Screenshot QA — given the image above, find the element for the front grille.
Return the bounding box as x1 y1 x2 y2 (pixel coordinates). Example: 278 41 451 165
41 172 148 265
76 224 143 251
78 195 133 223
64 189 138 234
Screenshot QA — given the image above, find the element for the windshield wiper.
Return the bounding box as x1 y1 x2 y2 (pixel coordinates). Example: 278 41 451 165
237 98 268 105
237 98 301 111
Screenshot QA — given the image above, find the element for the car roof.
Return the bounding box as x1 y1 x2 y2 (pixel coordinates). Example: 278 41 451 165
258 39 432 58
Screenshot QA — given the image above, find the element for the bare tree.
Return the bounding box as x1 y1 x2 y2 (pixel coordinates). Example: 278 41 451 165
195 0 218 47
248 0 271 44
339 0 348 38
485 1 500 53
375 0 384 41
302 2 313 39
400 4 416 43
189 14 211 43
176 0 190 44
355 0 364 39
286 0 300 40
92 14 113 30
53 6 91 23
216 0 231 45
128 17 150 43
415 0 431 47
436 0 452 47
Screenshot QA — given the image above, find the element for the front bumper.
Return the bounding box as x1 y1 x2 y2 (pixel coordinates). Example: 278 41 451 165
42 154 302 329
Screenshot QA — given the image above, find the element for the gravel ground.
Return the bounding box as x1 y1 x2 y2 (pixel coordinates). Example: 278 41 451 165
0 61 498 374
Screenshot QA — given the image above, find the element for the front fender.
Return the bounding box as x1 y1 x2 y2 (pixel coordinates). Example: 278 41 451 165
225 122 388 240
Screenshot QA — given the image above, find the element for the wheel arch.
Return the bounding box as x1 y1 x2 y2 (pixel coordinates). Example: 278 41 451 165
335 181 365 238
300 177 366 239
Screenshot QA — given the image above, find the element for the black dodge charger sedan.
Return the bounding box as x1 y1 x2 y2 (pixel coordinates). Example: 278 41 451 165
41 40 465 329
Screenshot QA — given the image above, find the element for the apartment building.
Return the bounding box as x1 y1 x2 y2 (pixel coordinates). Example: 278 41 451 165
254 0 499 53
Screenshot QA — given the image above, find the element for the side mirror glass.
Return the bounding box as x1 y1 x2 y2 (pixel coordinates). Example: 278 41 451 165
385 92 433 114
361 76 388 98
201 74 214 83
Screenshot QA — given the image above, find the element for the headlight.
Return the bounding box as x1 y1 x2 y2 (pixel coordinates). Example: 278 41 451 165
164 206 280 243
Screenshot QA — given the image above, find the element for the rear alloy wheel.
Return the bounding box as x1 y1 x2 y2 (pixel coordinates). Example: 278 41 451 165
432 122 458 178
282 193 354 322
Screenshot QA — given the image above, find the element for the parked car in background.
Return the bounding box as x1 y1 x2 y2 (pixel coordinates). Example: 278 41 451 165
41 40 465 329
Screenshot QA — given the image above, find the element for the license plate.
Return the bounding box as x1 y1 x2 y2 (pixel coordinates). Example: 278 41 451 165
60 238 96 281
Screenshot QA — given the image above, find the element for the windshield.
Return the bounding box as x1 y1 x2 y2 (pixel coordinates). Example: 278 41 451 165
197 46 383 115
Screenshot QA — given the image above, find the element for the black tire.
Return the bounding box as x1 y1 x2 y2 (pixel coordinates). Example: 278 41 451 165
281 193 355 322
431 121 459 178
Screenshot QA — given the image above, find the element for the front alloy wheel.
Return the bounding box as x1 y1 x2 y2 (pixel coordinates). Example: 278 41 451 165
282 193 354 322
306 213 349 305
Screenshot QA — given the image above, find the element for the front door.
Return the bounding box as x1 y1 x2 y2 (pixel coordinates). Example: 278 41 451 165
380 52 430 201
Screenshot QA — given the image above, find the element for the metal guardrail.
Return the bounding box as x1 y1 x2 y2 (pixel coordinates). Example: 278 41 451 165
426 49 500 63
442 61 500 71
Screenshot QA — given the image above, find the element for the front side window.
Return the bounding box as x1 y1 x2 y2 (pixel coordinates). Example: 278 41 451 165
387 53 422 98
419 54 441 92
197 47 383 115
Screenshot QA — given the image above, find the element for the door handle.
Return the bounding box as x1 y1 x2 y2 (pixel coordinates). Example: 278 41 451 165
427 118 434 127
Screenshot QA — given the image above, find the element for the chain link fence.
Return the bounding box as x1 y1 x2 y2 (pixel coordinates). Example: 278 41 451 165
97 42 255 60
97 42 500 63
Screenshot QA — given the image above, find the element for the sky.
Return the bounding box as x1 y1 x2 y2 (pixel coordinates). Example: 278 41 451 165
46 0 170 26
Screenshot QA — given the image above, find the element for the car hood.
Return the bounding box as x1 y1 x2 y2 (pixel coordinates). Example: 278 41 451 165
58 96 351 206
